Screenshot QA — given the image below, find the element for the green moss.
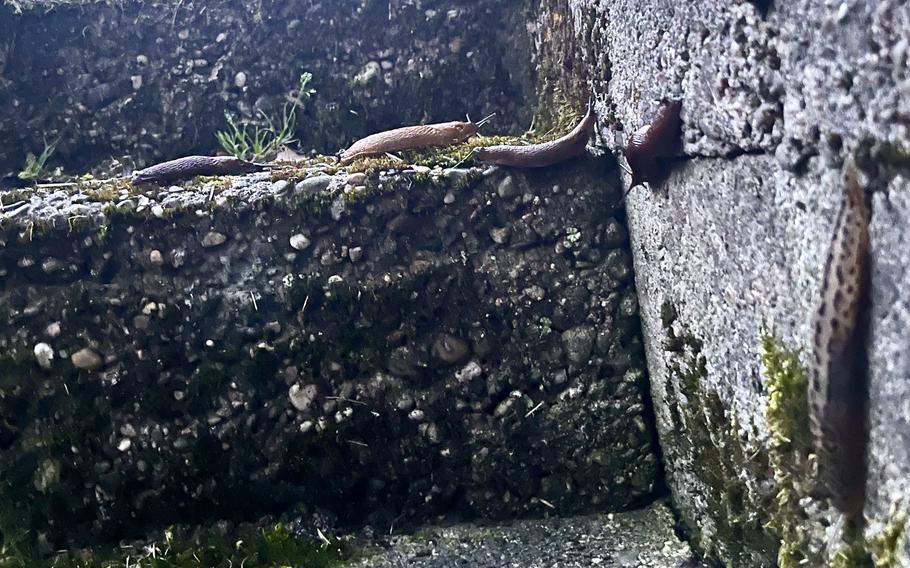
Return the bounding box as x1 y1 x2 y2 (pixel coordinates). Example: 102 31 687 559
81 178 132 202
760 333 909 567
868 515 908 568
826 514 907 568
661 303 777 564
830 516 908 568
531 79 586 138
760 331 823 568
832 525 874 568
269 159 341 181
761 332 812 456
0 523 347 568
181 176 234 193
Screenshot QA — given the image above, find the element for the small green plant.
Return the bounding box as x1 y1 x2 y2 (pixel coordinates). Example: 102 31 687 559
19 139 58 180
216 72 316 161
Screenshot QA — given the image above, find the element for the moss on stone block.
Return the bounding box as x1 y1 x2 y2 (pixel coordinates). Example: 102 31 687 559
867 515 907 568
760 331 829 567
759 332 910 567
660 303 777 565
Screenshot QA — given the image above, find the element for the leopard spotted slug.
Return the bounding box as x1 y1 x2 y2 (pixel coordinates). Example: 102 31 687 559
808 159 871 523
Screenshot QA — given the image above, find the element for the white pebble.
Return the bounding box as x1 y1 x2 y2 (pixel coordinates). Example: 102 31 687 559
33 342 54 369
288 383 318 412
201 231 226 248
289 233 311 250
71 347 103 371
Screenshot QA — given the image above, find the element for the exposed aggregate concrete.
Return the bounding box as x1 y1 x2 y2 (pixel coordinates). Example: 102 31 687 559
5 0 908 563
0 154 659 549
0 0 534 174
351 501 691 568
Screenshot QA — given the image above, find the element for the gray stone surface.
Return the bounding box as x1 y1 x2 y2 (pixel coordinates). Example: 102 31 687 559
0 154 658 549
867 176 910 563
532 0 910 565
624 155 832 566
352 501 691 568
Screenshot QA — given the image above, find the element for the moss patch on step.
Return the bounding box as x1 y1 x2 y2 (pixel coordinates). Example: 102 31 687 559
0 522 347 568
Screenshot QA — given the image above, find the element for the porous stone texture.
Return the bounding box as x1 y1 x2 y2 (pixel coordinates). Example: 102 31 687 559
624 157 835 567
867 177 910 564
352 501 691 568
0 0 534 174
0 154 658 548
532 0 910 565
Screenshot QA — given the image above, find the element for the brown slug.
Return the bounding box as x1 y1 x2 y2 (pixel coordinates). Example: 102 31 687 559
808 159 871 523
132 155 272 184
340 121 479 164
472 101 596 168
624 100 683 187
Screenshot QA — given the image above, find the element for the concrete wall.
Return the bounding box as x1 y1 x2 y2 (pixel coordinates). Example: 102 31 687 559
531 0 910 565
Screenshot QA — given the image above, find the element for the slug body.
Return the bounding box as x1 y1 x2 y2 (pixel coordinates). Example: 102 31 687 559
132 156 271 184
340 121 478 164
472 102 596 168
808 161 871 522
624 100 683 187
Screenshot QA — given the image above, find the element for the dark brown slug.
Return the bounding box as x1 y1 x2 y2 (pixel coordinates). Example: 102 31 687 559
472 102 596 168
808 159 871 523
624 100 683 187
340 121 478 164
132 156 272 184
